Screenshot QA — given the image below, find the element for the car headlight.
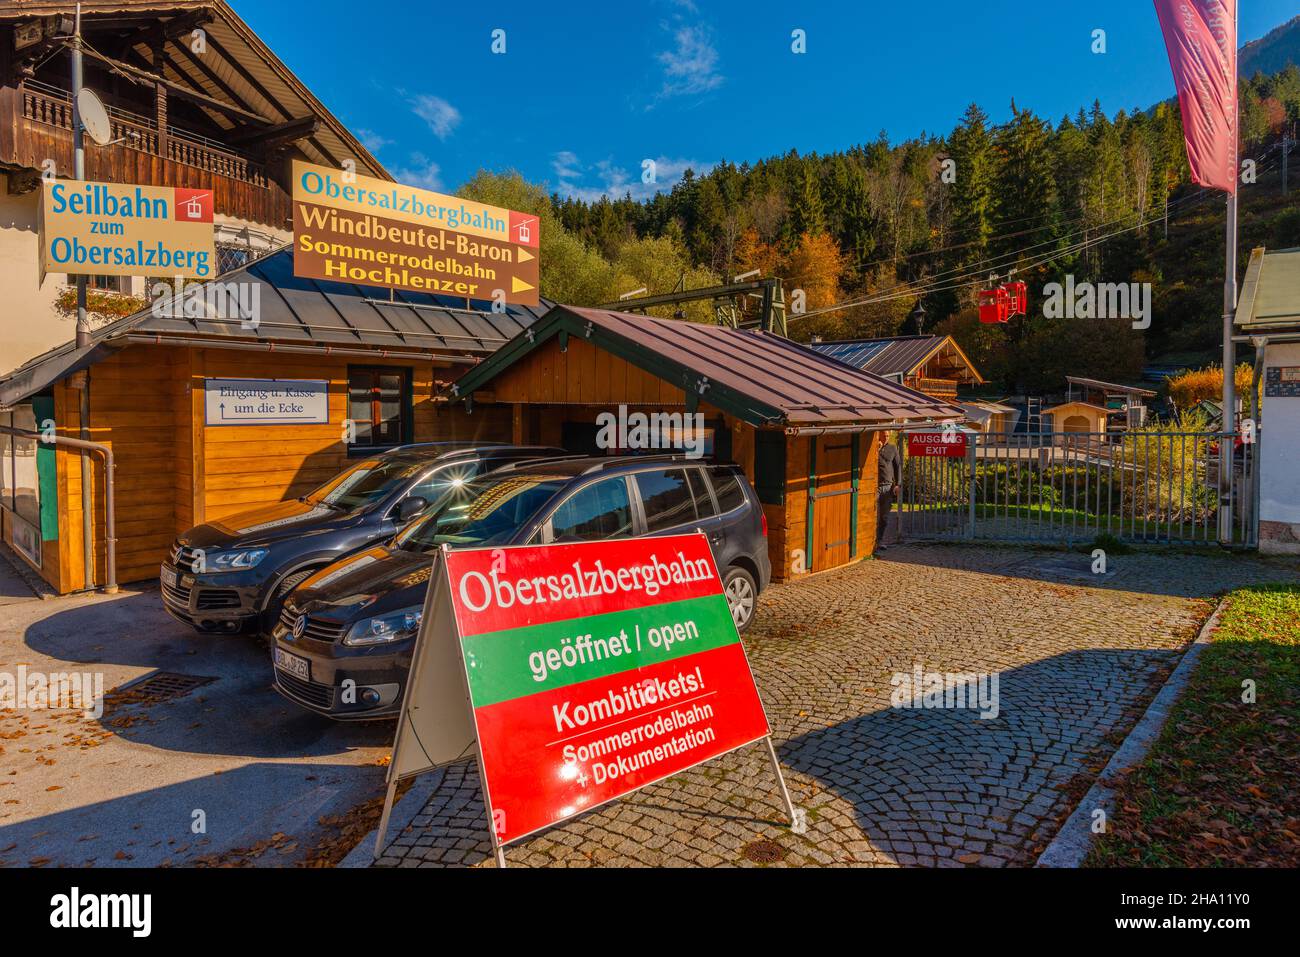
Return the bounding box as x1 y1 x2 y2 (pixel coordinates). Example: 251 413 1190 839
206 548 269 572
343 605 423 646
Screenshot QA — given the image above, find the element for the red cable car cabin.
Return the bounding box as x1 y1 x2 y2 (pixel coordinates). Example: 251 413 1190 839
1005 280 1028 316
978 287 1010 324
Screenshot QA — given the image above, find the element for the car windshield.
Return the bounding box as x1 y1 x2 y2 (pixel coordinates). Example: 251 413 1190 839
304 457 429 511
395 474 567 550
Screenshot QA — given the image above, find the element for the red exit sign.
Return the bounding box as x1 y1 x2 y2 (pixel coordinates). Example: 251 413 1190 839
908 430 968 458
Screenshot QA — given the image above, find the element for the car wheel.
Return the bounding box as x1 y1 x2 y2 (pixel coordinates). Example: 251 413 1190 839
262 568 317 637
722 566 757 632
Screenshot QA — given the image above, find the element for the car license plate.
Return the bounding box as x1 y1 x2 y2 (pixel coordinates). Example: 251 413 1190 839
160 566 178 589
274 648 310 681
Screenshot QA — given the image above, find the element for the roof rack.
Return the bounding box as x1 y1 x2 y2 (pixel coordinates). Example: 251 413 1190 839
581 453 702 473
485 453 592 472
385 441 506 454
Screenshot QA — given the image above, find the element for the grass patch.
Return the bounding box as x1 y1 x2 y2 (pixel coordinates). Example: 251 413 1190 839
1086 583 1300 867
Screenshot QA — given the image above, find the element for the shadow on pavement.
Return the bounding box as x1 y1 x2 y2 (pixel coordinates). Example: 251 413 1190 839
0 759 387 867
19 588 393 758
779 647 1178 866
875 542 1300 599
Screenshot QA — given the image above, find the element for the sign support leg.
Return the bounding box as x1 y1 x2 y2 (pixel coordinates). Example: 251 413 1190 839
374 778 398 860
763 736 797 825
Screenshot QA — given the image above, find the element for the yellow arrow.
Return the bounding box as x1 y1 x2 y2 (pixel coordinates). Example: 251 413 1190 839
516 247 534 263
511 275 534 293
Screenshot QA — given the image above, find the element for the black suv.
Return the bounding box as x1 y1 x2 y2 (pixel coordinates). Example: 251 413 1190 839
270 454 771 719
161 443 564 635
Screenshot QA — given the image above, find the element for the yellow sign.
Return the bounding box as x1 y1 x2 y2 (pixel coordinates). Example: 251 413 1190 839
291 160 540 305
39 180 216 282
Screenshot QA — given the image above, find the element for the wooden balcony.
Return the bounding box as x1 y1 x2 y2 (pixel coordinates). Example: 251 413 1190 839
1 81 290 228
906 376 960 399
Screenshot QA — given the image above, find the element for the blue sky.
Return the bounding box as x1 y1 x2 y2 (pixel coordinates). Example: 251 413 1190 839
237 0 1298 201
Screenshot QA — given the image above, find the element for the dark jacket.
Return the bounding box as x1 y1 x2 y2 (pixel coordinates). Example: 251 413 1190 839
878 441 902 489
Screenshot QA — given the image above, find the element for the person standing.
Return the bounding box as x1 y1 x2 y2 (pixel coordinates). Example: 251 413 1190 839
876 432 901 551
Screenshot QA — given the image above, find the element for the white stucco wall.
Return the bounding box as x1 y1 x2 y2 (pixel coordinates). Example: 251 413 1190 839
1259 341 1300 554
0 174 67 373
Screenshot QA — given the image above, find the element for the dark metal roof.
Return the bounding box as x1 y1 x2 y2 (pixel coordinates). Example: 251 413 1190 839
1064 376 1157 398
454 306 964 429
0 342 121 409
1 246 551 405
809 335 947 378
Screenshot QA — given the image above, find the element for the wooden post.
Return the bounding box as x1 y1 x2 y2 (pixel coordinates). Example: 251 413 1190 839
153 40 168 160
512 402 524 445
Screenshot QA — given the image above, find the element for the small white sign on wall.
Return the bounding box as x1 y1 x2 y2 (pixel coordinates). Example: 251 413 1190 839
203 378 329 426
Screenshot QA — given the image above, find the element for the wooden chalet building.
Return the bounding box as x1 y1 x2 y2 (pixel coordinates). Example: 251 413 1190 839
449 307 964 582
808 335 984 400
0 2 552 594
0 0 386 367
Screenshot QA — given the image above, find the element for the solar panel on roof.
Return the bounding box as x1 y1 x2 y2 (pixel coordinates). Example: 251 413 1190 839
810 340 889 370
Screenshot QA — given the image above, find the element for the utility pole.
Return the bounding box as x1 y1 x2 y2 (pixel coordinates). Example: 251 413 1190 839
70 4 95 587
71 3 88 349
1283 125 1290 197
1219 173 1238 546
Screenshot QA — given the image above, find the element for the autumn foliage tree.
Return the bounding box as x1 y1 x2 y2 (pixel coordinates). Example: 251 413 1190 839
1167 364 1257 411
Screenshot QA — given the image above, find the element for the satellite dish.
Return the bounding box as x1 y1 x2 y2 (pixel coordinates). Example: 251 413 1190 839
76 88 112 147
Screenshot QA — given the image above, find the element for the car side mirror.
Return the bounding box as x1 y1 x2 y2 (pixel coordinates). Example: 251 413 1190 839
396 496 428 523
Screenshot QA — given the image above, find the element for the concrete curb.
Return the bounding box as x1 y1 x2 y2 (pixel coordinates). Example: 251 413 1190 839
338 769 445 869
1035 597 1227 867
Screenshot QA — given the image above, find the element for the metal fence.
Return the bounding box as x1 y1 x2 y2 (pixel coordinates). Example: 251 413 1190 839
897 431 1257 547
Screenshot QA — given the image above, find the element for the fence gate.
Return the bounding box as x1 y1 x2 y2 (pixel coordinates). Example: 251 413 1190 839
897 431 1257 547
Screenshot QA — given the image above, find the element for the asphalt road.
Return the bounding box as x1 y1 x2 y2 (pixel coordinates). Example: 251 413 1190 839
0 568 394 867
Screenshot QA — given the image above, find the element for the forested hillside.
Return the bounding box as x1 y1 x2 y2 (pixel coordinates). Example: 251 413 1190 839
462 63 1300 393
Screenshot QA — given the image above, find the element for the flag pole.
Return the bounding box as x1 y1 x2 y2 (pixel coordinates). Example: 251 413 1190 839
1219 193 1237 544
1218 33 1238 547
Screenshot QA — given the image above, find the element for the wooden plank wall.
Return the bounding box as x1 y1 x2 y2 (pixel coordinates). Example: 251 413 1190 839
42 344 514 592
471 334 889 584
191 349 508 525
488 337 687 407
54 346 182 591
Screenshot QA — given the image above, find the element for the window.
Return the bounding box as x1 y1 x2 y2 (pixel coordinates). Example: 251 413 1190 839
753 431 787 505
306 457 426 512
550 479 633 543
0 406 40 526
408 463 477 505
399 475 566 550
348 367 411 451
216 243 251 276
686 467 716 518
708 466 747 513
634 469 696 533
86 275 127 292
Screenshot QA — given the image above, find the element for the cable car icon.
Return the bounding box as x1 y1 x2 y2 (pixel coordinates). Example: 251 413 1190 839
180 192 210 220
515 220 531 244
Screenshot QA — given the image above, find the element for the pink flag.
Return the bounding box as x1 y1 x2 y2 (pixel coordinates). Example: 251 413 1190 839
1153 0 1238 194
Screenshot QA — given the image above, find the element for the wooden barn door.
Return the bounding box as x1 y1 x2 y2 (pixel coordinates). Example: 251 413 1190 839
812 436 855 570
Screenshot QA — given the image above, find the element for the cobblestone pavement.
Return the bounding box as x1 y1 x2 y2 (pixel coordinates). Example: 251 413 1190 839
373 544 1299 868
